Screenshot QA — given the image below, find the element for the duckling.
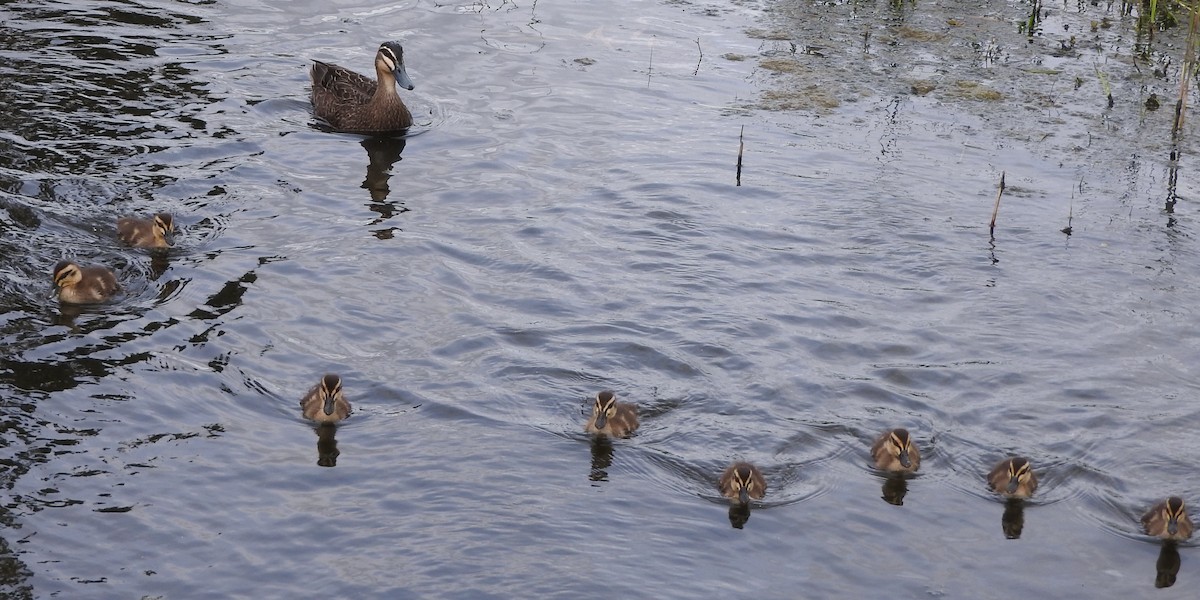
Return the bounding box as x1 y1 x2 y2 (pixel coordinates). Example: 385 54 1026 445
1142 496 1194 542
988 457 1037 499
719 462 767 505
52 260 119 304
584 390 638 438
300 374 351 424
870 428 920 473
310 41 416 134
117 213 175 248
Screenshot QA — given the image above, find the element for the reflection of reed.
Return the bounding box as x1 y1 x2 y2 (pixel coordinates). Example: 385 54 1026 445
360 136 407 203
1155 542 1181 588
588 437 613 482
727 503 751 529
315 424 340 468
1001 499 1025 539
881 475 908 506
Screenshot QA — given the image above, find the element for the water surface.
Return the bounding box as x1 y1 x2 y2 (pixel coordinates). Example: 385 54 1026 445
2 0 1200 597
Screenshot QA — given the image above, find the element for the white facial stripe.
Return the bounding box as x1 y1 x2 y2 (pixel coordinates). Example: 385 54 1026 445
379 47 397 70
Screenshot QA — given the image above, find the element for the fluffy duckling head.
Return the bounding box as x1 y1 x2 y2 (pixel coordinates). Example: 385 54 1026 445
316 374 343 416
721 462 766 505
1146 496 1192 541
591 390 618 430
1000 457 1034 496
881 428 916 469
153 213 176 246
52 260 82 289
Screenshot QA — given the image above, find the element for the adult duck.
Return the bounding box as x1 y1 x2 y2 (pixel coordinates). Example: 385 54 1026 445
310 41 416 134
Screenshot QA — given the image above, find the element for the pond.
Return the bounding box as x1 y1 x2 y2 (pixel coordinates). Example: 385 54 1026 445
2 0 1200 597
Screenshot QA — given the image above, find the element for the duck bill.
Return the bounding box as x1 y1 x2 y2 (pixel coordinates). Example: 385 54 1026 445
898 450 911 469
1167 517 1179 537
738 487 750 505
323 397 336 416
1006 477 1020 495
393 64 415 91
592 413 607 430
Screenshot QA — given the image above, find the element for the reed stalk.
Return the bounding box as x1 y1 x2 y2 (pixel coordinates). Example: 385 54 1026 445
989 172 1006 237
736 126 745 186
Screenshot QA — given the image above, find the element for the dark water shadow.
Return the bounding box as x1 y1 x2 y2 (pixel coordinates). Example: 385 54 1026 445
0 524 33 600
315 424 340 468
1001 499 1025 540
1154 542 1181 588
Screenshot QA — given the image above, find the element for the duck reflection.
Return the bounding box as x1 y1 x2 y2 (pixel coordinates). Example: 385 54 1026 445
315 424 340 467
1154 543 1181 588
1001 498 1025 539
881 474 908 506
589 437 614 482
361 136 407 203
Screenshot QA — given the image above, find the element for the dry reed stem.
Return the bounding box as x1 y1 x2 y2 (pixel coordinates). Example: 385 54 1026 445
989 171 1006 237
736 126 745 186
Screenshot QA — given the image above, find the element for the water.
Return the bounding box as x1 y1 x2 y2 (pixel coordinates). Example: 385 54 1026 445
2 0 1200 597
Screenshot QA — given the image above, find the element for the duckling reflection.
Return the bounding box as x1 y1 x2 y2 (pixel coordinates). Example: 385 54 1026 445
727 503 751 529
52 260 119 304
1142 496 1194 542
315 423 340 467
1001 498 1025 539
301 374 351 424
881 474 908 506
361 136 407 202
871 428 920 474
1154 542 1181 588
588 437 614 482
147 252 172 281
988 457 1037 499
584 391 638 438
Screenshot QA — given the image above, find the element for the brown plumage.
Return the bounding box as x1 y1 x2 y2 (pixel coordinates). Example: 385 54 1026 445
310 41 415 134
584 390 638 438
117 213 175 248
988 457 1038 499
52 260 119 304
300 374 351 424
870 428 920 473
1142 496 1194 542
719 462 766 505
